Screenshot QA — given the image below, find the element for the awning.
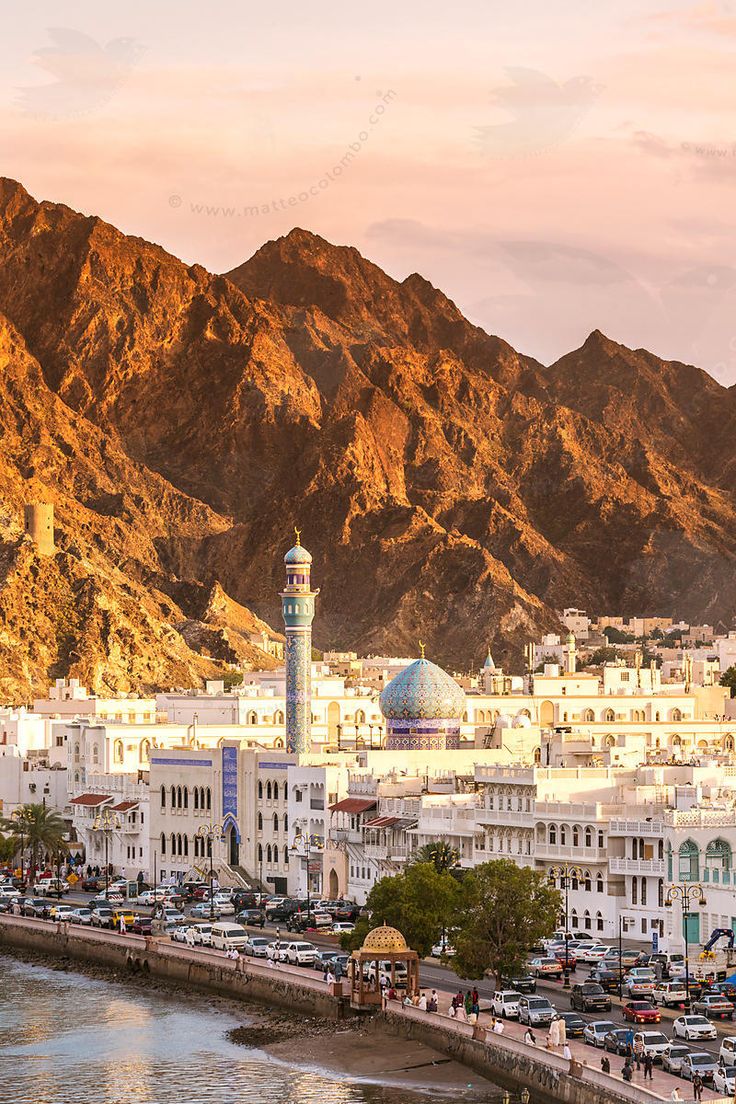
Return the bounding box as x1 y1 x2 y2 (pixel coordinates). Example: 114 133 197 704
70 793 112 807
112 801 139 812
363 816 401 828
329 798 377 814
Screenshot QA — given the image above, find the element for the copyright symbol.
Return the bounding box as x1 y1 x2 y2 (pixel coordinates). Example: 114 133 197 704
169 194 182 208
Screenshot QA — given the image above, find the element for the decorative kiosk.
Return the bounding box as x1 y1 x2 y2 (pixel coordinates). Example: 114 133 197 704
350 922 420 1009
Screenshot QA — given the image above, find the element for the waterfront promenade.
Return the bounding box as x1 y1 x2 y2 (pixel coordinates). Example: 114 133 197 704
0 914 729 1104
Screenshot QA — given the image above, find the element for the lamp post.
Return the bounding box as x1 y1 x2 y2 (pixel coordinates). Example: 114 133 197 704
91 808 121 897
549 863 585 988
292 830 312 918
11 810 25 886
196 822 223 921
665 882 706 1011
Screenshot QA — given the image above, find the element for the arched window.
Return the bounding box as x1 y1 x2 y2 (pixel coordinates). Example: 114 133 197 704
273 813 279 832
257 812 263 830
183 836 188 857
598 830 604 849
283 846 289 864
114 739 124 764
284 813 288 833
248 710 257 725
283 782 288 801
583 709 595 723
170 833 176 856
604 734 615 748
679 839 699 881
658 840 664 859
658 878 664 907
596 911 603 932
632 876 638 905
274 710 284 725
596 874 604 893
571 908 579 929
194 788 199 810
726 735 735 752
604 708 615 723
176 786 182 809
266 781 272 800
266 844 272 863
257 843 263 861
206 788 211 810
571 872 579 890
572 826 580 848
549 825 557 845
560 825 567 845
641 877 647 905
356 709 365 724
161 834 166 855
170 785 176 808
584 870 591 892
183 787 188 809
92 744 99 764
73 742 80 763
583 909 591 930
200 787 206 809
140 739 150 764
705 838 732 881
584 827 593 848
671 708 682 722
160 785 166 809
258 780 263 799
632 839 638 860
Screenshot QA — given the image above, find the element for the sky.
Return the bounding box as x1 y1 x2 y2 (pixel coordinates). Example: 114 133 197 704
3 0 736 379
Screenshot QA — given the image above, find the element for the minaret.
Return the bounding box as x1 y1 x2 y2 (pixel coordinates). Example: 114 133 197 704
280 530 318 754
565 631 577 675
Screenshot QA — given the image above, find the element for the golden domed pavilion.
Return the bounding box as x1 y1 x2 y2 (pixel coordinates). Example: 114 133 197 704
349 922 419 1008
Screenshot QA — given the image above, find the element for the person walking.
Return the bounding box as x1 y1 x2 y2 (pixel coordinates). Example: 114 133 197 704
692 1072 703 1102
119 914 126 935
185 925 196 947
562 1043 571 1061
633 1036 644 1070
643 1053 653 1081
428 989 438 1012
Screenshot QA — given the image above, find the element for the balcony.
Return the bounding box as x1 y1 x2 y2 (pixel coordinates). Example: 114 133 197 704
476 807 532 828
609 819 664 836
535 843 608 862
329 828 361 845
609 858 665 876
664 808 736 828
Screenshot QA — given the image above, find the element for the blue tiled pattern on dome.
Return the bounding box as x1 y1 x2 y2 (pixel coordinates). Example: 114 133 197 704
284 544 313 565
379 658 466 721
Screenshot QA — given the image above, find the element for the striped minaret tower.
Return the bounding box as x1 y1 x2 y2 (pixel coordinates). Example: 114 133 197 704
280 530 318 754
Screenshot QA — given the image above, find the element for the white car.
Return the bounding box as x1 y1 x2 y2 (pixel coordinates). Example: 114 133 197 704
632 1031 670 1060
171 926 190 943
48 904 75 921
266 940 291 961
191 924 213 946
332 922 355 934
284 941 318 966
719 1035 736 1066
69 908 93 925
673 1014 717 1041
212 895 235 915
0 886 21 900
577 946 612 964
161 907 185 924
492 991 522 1019
714 1066 736 1095
431 940 456 957
652 981 688 1007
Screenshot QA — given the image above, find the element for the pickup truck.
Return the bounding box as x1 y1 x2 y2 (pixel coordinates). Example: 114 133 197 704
32 880 69 898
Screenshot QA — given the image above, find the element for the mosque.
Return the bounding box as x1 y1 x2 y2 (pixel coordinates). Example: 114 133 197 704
282 536 466 753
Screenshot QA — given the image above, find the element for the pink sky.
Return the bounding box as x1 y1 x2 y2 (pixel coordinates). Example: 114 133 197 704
3 1 736 379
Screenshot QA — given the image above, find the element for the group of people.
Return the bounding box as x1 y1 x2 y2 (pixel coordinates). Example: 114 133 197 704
447 989 481 1022
383 986 439 1012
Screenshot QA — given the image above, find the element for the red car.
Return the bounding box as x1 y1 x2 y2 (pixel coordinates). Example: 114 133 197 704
622 1001 661 1024
554 950 577 970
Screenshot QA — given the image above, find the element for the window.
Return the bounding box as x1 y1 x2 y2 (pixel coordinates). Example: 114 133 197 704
73 742 80 763
641 878 647 905
140 739 150 764
206 788 211 811
678 839 700 881
604 708 615 723
583 709 595 722
573 826 579 848
267 781 272 800
560 825 567 845
160 786 166 809
658 840 664 859
257 843 263 862
258 780 263 799
632 876 638 905
183 787 188 809
295 789 303 802
170 785 176 808
266 844 272 863
549 825 556 845
596 874 604 893
194 788 199 810
273 813 279 832
598 830 604 849
596 911 604 932
620 671 630 682
257 812 263 831
658 878 664 907
705 838 732 881
584 827 592 848
176 786 182 809
283 782 288 801
55 735 64 748
584 871 591 892
283 846 289 864
183 836 189 857
114 739 124 764
284 814 288 833
584 909 591 930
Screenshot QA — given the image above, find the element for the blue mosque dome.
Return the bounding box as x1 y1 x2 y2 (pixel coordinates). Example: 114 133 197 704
284 533 312 565
379 658 466 722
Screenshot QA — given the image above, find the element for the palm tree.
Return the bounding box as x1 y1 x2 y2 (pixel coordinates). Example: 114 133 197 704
1 804 67 875
0 833 17 866
410 840 460 874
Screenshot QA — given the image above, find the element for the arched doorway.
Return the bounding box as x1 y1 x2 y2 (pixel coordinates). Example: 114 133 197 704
329 868 339 898
328 701 340 741
228 825 239 866
539 700 554 726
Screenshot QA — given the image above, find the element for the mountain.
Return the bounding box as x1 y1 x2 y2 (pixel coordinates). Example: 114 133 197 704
0 177 734 701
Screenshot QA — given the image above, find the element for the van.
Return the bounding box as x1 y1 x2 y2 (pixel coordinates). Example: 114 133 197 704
719 1035 736 1066
211 922 249 950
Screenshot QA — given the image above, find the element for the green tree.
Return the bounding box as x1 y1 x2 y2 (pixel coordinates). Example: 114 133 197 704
410 840 460 874
721 666 736 698
340 863 462 958
0 833 17 866
451 860 560 986
1 804 67 873
603 627 635 644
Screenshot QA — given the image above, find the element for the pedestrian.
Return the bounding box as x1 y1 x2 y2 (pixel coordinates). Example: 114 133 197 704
493 1019 504 1034
643 1053 653 1080
524 1028 536 1046
455 1002 468 1022
185 925 196 947
670 1089 682 1103
428 989 438 1012
325 968 335 986
692 1073 703 1102
417 992 427 1011
622 1061 633 1083
633 1037 644 1070
562 1043 571 1061
119 914 126 934
472 986 479 1009
600 1056 610 1074
465 990 473 1017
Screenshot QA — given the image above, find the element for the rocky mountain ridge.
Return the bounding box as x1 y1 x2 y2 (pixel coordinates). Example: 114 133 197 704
0 176 734 701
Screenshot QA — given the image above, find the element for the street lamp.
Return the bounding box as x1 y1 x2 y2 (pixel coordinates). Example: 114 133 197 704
11 810 26 886
549 863 585 988
665 882 706 1010
291 830 312 919
196 822 223 920
91 809 121 897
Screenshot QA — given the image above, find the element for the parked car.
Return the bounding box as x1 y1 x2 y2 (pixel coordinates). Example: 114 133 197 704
111 910 136 929
48 904 75 922
190 903 222 920
714 1066 736 1095
501 974 536 994
710 980 736 1001
553 950 577 971
171 926 190 943
492 991 523 1019
190 924 213 946
81 877 102 893
652 981 688 1008
243 936 270 958
588 968 621 994
623 1001 661 1024
22 898 50 918
692 993 734 1019
570 983 611 1013
624 968 656 997
90 907 113 928
69 907 93 925
266 898 300 922
332 922 355 935
518 997 556 1027
529 957 563 978
266 940 291 962
554 1012 585 1038
366 960 409 987
131 916 153 935
680 1052 718 1083
603 1029 632 1056
212 894 236 916
576 945 612 964
661 1044 691 1075
719 1035 736 1066
673 1015 717 1041
286 911 332 933
283 941 318 966
583 1021 617 1048
632 1031 670 1062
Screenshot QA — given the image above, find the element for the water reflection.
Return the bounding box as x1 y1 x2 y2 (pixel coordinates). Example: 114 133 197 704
0 958 503 1104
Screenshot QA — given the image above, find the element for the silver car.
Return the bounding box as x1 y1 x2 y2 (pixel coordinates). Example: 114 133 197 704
661 1044 690 1075
680 1052 718 1082
583 1020 616 1047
